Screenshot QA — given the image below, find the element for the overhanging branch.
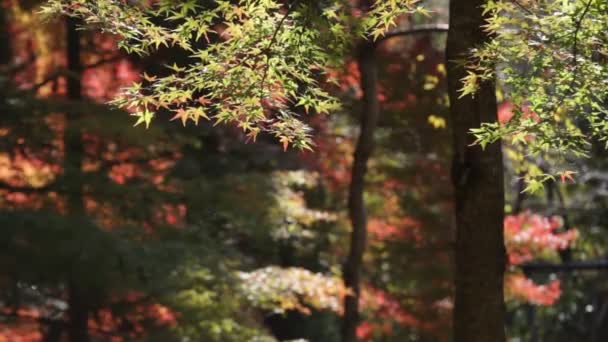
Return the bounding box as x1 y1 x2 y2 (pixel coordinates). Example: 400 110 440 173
374 24 449 47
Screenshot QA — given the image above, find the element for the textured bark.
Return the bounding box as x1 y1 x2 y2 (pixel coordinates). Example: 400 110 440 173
64 17 90 342
446 0 506 341
341 40 378 342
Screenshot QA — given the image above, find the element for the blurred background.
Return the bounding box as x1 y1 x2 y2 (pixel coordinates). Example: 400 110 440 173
1 0 607 341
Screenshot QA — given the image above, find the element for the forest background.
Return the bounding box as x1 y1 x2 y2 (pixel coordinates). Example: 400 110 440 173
0 0 607 341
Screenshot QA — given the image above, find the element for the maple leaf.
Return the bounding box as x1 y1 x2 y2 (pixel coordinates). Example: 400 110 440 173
246 129 259 143
190 107 208 125
143 72 157 82
233 5 245 20
558 170 576 183
133 109 154 128
279 136 290 151
197 96 211 105
170 108 189 126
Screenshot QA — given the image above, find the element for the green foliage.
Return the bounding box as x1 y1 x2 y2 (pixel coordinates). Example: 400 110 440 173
462 0 607 166
0 209 267 340
41 0 421 149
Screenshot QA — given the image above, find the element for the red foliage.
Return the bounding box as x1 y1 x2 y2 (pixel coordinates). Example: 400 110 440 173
368 214 422 242
357 287 433 341
326 60 362 98
83 59 140 101
0 296 177 342
505 211 577 265
1 11 185 340
506 274 561 306
0 324 42 342
504 212 577 306
498 102 540 125
89 298 177 341
157 203 187 226
300 116 354 190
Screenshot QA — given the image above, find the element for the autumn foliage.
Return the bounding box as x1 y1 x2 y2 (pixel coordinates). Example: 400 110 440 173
504 212 577 306
1 0 603 341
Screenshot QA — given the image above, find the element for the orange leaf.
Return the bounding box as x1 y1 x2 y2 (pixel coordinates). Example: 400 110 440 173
170 108 188 126
279 136 290 151
558 170 576 183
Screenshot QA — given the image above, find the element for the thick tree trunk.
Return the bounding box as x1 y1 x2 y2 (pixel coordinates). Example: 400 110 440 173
341 40 379 342
64 17 89 342
446 1 506 341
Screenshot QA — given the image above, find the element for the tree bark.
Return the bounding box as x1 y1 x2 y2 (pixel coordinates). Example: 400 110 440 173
446 1 506 341
341 40 379 342
64 16 90 342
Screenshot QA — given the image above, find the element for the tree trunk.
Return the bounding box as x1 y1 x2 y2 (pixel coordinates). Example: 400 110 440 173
67 280 89 342
446 0 506 341
64 16 89 342
0 2 10 65
341 40 379 342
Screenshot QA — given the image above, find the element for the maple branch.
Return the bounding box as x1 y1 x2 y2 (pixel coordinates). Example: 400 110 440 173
521 260 608 273
543 0 593 127
568 0 593 89
83 55 125 70
28 69 72 92
27 55 125 92
374 23 449 46
259 0 301 96
510 0 534 15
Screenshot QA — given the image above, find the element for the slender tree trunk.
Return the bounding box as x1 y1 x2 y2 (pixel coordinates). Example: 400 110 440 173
446 1 506 341
0 2 10 65
341 39 379 342
64 16 89 342
67 280 89 342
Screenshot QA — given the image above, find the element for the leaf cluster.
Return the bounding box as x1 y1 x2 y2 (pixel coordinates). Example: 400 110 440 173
41 0 420 149
463 0 607 157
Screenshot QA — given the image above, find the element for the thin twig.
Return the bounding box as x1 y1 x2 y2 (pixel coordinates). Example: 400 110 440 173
28 55 124 92
259 0 301 96
374 23 449 46
83 55 125 70
548 0 593 140
511 0 534 16
570 0 594 83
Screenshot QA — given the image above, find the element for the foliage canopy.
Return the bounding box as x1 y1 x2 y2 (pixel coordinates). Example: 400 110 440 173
42 0 424 149
463 0 607 160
